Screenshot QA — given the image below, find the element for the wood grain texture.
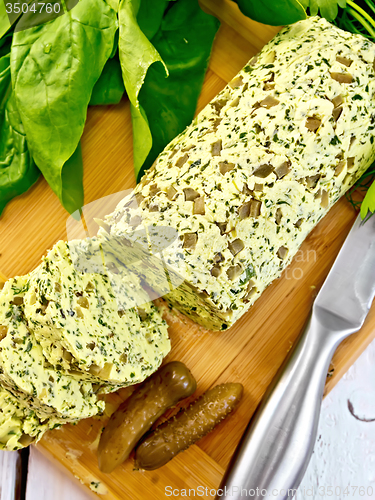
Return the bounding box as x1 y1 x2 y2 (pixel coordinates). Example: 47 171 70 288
0 2 374 498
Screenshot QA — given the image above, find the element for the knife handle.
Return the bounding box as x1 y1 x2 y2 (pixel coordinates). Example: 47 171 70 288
218 313 341 500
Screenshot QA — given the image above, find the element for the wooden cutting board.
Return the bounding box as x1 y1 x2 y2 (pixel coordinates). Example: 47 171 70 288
1 1 375 498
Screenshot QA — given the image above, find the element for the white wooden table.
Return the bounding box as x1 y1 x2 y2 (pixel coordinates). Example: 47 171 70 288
1 339 375 500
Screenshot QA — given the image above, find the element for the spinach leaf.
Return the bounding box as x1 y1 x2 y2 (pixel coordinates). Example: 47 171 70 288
118 0 167 178
10 0 117 213
105 0 120 12
137 0 169 40
299 0 346 21
61 142 83 214
0 52 10 103
13 0 76 33
0 1 10 41
135 0 220 180
0 53 40 216
0 32 13 58
90 53 125 106
233 0 306 25
0 0 37 40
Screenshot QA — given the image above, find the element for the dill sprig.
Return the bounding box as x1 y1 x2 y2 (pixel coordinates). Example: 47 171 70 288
346 164 375 209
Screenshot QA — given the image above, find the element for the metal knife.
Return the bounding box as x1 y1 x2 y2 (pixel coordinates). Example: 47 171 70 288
218 213 375 499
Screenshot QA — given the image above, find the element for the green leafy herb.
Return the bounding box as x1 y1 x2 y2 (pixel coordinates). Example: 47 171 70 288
346 164 375 216
330 135 340 146
239 264 256 285
0 32 13 58
117 0 167 179
10 0 117 213
300 0 346 21
12 282 29 295
0 1 10 40
90 53 125 106
361 178 375 219
60 142 84 214
136 0 220 179
0 0 37 40
0 51 10 100
233 0 306 26
0 52 40 216
104 0 120 12
137 0 169 40
12 0 68 33
335 0 375 40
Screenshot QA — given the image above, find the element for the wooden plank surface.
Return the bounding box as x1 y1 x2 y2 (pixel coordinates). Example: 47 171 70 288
1 1 375 498
0 452 20 500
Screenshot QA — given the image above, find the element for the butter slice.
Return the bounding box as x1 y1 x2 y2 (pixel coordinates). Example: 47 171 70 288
0 385 62 451
0 276 105 421
23 239 170 386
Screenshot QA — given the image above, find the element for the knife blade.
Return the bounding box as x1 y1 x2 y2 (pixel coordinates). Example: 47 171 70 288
218 213 375 499
314 213 375 329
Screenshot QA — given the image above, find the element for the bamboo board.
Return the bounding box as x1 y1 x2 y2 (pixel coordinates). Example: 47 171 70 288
1 1 375 498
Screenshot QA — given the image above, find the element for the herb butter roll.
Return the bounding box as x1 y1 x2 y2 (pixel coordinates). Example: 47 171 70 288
0 276 105 421
103 16 375 330
23 239 170 387
0 385 62 451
